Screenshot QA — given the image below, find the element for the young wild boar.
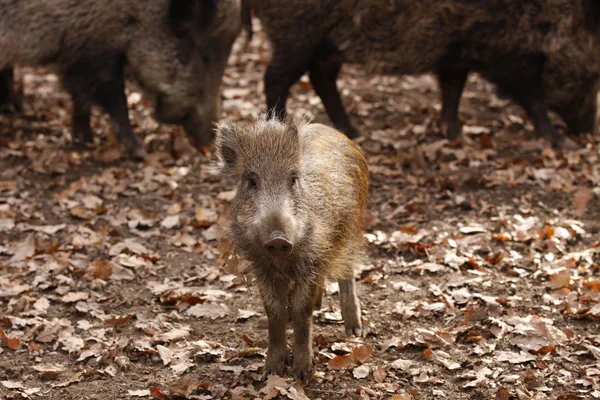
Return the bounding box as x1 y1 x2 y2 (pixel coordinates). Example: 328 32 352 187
0 0 242 156
213 116 368 383
248 0 600 148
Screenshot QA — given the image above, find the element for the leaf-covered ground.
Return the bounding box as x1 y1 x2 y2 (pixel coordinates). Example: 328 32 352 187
1 24 600 400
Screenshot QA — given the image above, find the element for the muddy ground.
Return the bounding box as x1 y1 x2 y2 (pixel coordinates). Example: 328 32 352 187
1 23 600 400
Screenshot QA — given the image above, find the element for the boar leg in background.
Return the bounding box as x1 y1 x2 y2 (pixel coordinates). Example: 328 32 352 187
264 46 313 119
0 68 22 113
437 68 469 140
563 104 597 135
92 78 145 158
62 56 143 157
69 88 94 145
491 55 570 148
308 42 358 138
507 79 565 147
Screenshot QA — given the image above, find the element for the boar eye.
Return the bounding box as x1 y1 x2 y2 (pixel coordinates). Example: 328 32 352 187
246 173 258 189
290 172 299 187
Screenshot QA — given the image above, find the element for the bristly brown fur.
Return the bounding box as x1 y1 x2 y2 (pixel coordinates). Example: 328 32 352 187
0 0 243 153
213 116 368 382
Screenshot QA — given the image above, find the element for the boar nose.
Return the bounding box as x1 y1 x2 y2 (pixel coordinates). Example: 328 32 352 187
264 231 293 258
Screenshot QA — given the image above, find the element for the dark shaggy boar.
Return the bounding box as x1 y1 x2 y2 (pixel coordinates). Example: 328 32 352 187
213 116 368 383
249 0 600 148
0 0 242 156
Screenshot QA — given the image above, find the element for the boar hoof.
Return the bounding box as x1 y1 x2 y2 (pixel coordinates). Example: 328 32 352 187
120 137 147 160
72 126 94 145
345 325 362 337
556 136 580 151
439 119 462 140
262 352 287 379
344 125 360 139
0 95 22 114
262 364 285 380
129 146 147 160
344 316 362 337
292 360 312 384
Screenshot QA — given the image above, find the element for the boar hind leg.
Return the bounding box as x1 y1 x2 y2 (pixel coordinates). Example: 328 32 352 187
261 281 289 378
264 47 312 120
69 89 94 145
437 68 469 140
563 106 597 135
63 57 144 157
308 43 358 138
290 280 317 384
0 68 22 113
92 78 145 158
339 276 361 337
502 76 571 148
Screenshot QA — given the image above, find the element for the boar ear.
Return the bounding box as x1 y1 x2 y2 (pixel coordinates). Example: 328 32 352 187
213 121 240 175
169 0 217 34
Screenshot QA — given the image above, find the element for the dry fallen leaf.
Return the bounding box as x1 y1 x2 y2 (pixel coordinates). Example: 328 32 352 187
185 303 229 319
353 365 370 379
160 214 180 229
128 389 151 397
60 292 89 303
0 329 21 350
327 354 354 370
150 386 168 400
31 364 66 379
352 344 374 363
10 234 36 262
572 187 592 215
88 260 113 280
105 314 134 327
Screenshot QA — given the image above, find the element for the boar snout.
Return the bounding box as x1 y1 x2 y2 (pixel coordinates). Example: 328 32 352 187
264 231 293 258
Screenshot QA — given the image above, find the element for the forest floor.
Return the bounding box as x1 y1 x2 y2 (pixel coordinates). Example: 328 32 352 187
1 22 600 400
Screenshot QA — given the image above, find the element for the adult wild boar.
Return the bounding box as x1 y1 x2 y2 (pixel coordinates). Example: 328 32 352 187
249 0 600 148
0 0 242 156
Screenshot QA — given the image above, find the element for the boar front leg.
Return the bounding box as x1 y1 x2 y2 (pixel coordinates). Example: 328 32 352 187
69 90 94 145
563 103 597 135
63 56 144 158
290 279 318 384
500 74 577 149
92 77 145 159
264 46 312 119
0 68 22 113
260 280 289 378
308 43 358 138
437 68 469 140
